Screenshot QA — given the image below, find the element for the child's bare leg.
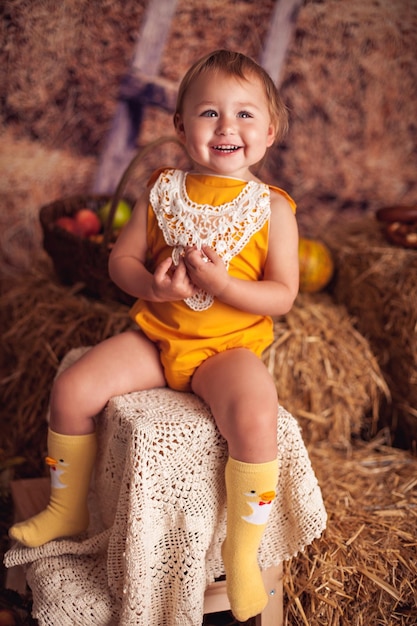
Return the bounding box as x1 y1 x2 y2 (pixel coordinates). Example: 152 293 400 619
192 349 278 622
49 329 166 434
10 330 165 547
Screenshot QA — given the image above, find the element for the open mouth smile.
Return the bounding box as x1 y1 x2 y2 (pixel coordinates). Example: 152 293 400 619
212 145 242 153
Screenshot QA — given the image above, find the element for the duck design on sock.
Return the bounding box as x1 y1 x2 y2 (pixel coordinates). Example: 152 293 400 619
46 455 69 489
242 489 276 525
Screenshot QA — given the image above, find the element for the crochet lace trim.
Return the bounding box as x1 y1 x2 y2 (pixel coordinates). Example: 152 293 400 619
150 169 271 311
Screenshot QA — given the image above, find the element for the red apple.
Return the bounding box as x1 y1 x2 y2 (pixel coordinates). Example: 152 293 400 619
74 208 102 237
55 216 80 235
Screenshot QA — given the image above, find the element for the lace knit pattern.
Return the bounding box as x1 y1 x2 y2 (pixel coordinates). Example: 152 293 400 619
5 348 327 626
150 169 271 311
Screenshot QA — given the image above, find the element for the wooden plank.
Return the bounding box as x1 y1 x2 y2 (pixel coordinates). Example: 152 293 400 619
92 0 179 194
260 0 304 86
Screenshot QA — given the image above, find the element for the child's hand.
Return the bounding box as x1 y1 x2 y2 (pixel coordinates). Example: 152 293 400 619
183 245 229 298
152 256 198 301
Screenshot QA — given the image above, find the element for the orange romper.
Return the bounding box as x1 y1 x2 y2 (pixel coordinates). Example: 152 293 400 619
130 168 296 391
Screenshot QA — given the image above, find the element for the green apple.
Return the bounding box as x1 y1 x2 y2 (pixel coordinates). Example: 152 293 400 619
99 199 132 230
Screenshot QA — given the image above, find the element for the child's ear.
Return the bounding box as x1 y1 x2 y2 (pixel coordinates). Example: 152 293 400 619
266 123 277 147
174 113 186 140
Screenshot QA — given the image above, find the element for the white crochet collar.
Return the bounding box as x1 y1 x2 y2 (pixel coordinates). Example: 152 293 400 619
150 169 271 310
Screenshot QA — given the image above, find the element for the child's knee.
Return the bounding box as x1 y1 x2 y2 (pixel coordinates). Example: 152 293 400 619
50 371 70 414
50 366 90 418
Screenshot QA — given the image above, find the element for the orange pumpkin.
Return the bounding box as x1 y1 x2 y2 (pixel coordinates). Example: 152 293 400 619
298 237 334 293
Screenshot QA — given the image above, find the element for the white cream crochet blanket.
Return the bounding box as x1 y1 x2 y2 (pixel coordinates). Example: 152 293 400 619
5 348 327 626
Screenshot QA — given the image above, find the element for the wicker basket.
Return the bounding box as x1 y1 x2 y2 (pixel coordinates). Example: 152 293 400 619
40 193 136 305
40 137 187 306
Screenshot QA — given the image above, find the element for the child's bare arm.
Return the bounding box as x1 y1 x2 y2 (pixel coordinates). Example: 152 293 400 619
109 192 197 302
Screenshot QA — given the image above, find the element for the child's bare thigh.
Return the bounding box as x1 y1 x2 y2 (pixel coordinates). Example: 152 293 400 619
51 329 166 420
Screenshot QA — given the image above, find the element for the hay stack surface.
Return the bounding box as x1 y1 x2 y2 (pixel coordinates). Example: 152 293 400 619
285 434 417 625
324 217 417 451
264 292 389 450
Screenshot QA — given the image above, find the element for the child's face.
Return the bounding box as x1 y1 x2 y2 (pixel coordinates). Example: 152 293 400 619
175 70 276 178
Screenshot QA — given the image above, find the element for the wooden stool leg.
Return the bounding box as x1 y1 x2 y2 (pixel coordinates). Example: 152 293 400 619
254 565 283 626
203 578 230 615
204 565 283 626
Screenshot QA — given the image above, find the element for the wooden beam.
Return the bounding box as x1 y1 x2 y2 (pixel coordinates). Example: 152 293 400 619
260 0 304 86
92 0 179 194
131 0 179 75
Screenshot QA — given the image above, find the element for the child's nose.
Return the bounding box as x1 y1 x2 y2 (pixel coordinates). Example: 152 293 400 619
216 115 235 135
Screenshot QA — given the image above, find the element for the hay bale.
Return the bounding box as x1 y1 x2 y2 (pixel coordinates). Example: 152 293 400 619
264 292 389 450
285 433 417 625
324 217 417 451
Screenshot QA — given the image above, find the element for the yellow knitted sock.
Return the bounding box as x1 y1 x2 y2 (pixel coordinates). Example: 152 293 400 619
9 429 97 548
222 456 279 622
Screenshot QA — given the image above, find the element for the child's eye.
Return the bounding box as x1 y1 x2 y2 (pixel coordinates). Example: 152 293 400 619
238 111 253 119
201 109 218 118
